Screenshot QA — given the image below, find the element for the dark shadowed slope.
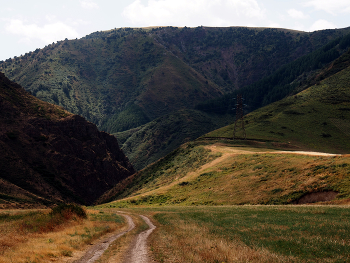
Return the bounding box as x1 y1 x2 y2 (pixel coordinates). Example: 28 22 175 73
0 72 134 207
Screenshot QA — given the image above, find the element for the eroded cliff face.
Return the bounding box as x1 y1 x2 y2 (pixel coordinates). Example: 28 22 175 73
0 72 134 206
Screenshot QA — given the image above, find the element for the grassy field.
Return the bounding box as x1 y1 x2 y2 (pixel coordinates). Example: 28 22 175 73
0 205 125 263
2 204 350 262
123 205 350 262
94 142 350 262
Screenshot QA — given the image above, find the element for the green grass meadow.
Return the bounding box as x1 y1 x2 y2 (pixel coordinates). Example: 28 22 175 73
128 205 350 262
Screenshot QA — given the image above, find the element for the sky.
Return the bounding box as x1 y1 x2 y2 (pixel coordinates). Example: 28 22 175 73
1 0 350 61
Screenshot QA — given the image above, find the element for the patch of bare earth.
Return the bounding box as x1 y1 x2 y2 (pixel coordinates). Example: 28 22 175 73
296 191 339 204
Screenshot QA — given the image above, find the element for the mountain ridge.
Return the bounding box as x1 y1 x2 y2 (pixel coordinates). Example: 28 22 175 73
2 26 348 132
2 26 350 170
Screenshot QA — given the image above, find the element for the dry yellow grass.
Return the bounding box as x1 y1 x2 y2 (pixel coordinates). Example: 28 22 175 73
107 143 350 207
149 218 294 262
0 209 125 263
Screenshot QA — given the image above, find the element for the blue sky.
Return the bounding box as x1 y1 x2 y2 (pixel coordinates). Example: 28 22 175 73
1 0 350 61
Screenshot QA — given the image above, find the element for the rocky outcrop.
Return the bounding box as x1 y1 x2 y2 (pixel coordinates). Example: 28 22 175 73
0 72 134 205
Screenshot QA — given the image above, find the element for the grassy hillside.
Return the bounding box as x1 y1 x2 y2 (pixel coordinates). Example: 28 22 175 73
96 53 350 206
97 142 350 207
1 26 348 134
116 44 350 170
2 26 350 171
205 59 350 154
115 109 232 170
96 142 222 204
0 30 219 129
196 32 350 115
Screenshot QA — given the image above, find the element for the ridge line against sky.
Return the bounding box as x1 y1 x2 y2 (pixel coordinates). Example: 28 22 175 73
0 0 349 61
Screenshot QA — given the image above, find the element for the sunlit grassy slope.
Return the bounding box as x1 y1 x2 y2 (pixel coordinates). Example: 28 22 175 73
205 63 350 154
97 60 350 206
96 141 350 207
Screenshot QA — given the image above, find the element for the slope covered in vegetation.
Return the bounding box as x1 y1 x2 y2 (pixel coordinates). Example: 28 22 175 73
2 26 350 170
97 142 350 206
205 50 350 154
196 31 350 115
117 32 350 169
0 73 134 207
115 109 232 170
1 26 348 132
97 46 350 206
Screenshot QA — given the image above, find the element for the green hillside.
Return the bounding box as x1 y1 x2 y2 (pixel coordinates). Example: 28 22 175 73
96 46 350 206
205 54 350 154
1 26 348 133
115 109 232 170
119 37 350 169
196 32 350 115
2 26 350 170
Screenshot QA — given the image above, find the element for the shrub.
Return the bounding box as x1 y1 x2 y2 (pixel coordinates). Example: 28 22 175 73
50 203 87 219
20 204 87 233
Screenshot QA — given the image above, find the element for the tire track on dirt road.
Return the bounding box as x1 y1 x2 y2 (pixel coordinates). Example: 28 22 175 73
74 214 135 263
123 215 156 263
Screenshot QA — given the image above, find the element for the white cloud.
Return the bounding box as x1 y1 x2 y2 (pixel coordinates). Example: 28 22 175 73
70 18 91 26
309 19 337 32
5 19 79 44
288 9 308 19
45 15 57 22
268 23 282 29
304 0 350 15
80 0 99 10
123 0 265 27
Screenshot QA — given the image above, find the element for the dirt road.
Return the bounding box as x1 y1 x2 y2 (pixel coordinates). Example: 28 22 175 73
205 144 341 157
73 214 135 263
123 215 156 263
73 214 156 263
